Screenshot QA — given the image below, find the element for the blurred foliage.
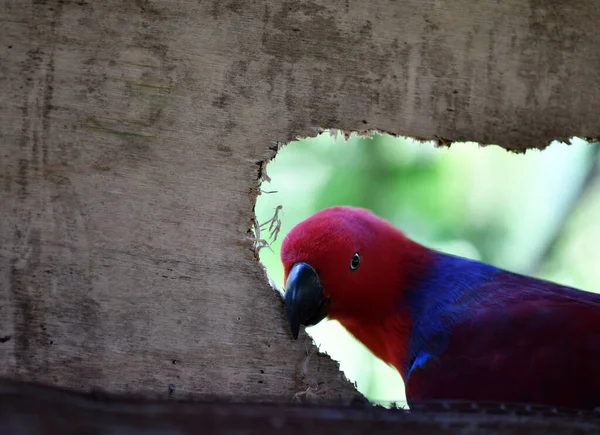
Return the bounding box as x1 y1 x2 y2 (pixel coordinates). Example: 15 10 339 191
254 132 600 407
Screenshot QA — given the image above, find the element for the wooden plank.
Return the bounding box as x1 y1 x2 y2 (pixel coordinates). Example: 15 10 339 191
1 379 599 435
1 0 599 401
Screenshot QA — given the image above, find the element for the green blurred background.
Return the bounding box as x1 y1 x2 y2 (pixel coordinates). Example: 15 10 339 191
254 132 600 407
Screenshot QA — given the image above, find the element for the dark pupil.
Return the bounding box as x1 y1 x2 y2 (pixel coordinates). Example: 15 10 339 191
350 253 360 270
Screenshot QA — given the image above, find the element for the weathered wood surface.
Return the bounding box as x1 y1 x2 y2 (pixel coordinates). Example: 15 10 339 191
2 379 600 435
1 0 600 402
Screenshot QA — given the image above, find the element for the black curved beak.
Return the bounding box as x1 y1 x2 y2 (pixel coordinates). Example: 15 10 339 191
284 262 330 339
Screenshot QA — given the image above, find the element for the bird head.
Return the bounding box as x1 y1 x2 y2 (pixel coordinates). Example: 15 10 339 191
280 206 423 339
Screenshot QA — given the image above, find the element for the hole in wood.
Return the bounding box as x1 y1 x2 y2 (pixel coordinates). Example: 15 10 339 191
254 131 599 407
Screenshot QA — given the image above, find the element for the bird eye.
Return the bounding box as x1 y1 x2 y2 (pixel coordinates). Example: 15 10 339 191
350 252 360 271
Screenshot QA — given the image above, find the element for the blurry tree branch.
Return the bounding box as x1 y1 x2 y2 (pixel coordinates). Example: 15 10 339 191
528 142 600 274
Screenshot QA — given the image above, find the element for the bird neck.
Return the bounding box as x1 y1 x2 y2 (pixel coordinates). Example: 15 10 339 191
338 311 413 378
337 247 499 381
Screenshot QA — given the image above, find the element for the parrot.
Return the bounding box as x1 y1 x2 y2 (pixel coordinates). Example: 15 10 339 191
281 205 600 410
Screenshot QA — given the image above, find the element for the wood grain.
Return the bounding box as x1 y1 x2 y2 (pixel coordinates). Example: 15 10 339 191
1 0 599 401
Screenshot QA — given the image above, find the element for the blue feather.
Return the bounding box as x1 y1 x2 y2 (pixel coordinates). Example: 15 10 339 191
404 252 499 379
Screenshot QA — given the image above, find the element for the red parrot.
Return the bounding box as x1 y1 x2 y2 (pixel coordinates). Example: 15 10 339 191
281 206 600 410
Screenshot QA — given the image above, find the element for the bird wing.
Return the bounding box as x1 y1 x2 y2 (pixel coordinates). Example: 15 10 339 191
406 272 600 409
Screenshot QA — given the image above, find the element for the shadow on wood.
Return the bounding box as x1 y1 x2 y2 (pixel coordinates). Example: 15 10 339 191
1 379 600 435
